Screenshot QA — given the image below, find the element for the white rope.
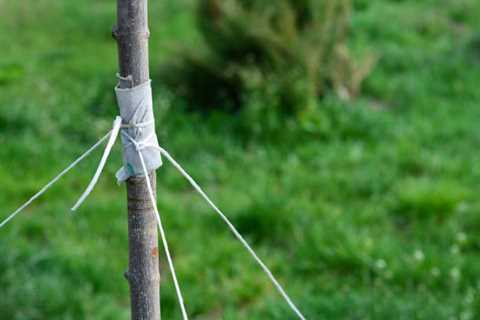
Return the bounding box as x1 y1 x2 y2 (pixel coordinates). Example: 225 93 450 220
71 117 122 212
0 129 113 229
123 131 189 320
0 117 307 320
0 118 190 319
155 147 307 320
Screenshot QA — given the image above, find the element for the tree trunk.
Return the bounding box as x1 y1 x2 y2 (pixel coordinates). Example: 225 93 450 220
114 1 161 319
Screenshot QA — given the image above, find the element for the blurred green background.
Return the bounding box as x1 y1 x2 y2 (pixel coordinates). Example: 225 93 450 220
1 0 480 319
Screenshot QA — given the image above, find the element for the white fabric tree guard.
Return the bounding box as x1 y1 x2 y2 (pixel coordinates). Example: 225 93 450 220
115 80 162 182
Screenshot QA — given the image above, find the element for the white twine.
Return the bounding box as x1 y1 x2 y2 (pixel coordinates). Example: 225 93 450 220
0 117 190 319
0 117 307 320
155 147 307 320
71 117 122 211
122 130 190 320
0 130 113 229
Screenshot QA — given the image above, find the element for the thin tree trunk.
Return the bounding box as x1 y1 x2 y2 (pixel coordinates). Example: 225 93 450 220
113 1 161 319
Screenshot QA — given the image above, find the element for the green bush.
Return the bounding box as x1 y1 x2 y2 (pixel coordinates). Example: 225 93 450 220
164 0 375 117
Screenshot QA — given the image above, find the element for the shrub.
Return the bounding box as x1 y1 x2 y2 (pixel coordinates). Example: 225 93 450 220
163 0 375 117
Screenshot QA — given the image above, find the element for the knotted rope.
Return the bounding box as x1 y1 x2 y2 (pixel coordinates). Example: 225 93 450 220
1 88 307 320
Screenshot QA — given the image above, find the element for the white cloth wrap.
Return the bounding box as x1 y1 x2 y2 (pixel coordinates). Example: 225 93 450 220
115 80 162 182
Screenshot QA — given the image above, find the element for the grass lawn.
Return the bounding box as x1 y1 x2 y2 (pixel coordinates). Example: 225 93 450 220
1 0 480 319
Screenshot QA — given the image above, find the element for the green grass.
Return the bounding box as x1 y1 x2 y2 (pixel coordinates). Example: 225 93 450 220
1 0 480 319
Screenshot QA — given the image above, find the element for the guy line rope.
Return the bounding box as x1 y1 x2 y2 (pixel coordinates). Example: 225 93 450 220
0 116 307 320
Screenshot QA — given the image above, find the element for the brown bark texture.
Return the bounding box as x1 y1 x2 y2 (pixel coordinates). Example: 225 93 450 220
114 0 161 319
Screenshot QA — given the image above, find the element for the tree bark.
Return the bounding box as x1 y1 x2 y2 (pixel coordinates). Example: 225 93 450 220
114 1 161 319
